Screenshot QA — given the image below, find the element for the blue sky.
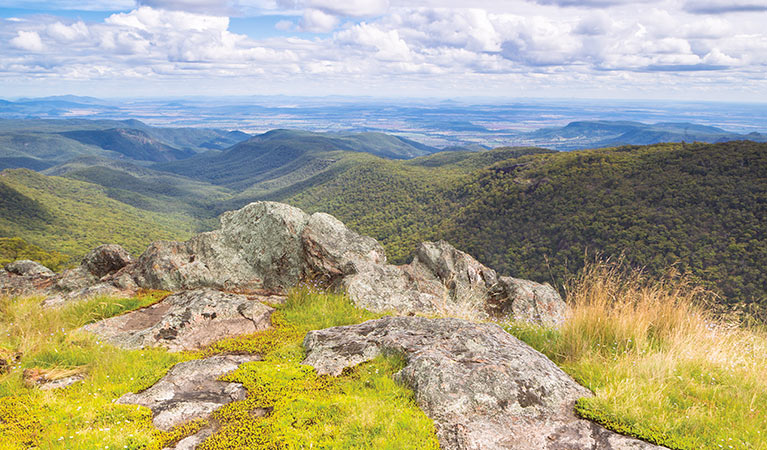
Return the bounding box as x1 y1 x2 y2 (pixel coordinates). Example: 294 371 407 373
1 0 766 101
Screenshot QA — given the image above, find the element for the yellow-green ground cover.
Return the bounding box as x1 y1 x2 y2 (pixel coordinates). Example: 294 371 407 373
0 288 438 449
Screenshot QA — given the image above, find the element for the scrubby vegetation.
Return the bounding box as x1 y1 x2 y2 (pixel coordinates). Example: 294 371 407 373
0 169 195 259
0 287 438 449
278 141 767 313
506 261 767 449
0 237 69 272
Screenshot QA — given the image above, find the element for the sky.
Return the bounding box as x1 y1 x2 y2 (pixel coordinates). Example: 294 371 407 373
0 0 766 101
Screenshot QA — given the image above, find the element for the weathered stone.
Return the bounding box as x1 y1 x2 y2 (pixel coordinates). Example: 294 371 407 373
41 282 129 308
22 368 84 390
81 289 273 351
302 212 386 282
343 263 439 314
303 317 665 450
38 374 85 391
4 260 54 277
55 266 98 292
166 426 217 450
0 266 57 297
81 244 133 278
488 276 568 326
118 355 258 431
129 202 310 292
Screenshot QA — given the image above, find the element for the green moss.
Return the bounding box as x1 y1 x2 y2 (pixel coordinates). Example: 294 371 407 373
0 287 439 449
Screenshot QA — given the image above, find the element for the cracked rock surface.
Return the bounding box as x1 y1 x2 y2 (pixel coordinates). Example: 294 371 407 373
303 316 666 450
118 355 259 431
81 289 274 351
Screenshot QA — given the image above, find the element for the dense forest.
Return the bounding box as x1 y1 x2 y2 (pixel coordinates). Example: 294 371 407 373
277 142 767 310
1 140 765 312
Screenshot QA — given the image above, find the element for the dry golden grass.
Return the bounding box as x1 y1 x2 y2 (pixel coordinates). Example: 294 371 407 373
507 261 767 449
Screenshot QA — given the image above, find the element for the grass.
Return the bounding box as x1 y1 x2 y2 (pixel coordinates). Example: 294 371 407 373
505 262 767 450
0 285 439 449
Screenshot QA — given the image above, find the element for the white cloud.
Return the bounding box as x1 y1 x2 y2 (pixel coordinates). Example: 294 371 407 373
47 21 90 42
1 2 766 100
299 9 339 33
10 31 45 52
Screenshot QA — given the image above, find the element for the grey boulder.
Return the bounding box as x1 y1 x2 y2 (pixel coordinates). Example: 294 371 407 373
344 240 567 325
81 244 133 279
117 355 258 431
81 289 274 351
128 202 310 292
4 260 55 277
302 212 386 281
303 316 665 450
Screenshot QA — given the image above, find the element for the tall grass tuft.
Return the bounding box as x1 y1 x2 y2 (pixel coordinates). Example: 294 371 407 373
506 261 767 449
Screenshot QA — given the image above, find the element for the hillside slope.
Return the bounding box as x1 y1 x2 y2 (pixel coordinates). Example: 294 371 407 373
272 141 767 307
0 169 194 258
153 129 440 189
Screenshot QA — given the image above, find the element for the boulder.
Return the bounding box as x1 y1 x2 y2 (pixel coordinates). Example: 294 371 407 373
302 212 386 282
303 317 665 450
343 263 439 314
117 355 258 431
81 244 133 278
128 202 310 292
4 260 54 277
343 239 567 325
55 267 97 292
81 289 274 351
488 276 568 326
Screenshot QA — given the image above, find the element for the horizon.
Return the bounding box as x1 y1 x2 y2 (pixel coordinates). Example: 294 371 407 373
1 1 766 102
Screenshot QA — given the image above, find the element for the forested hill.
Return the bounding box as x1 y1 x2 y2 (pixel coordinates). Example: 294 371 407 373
1 139 765 311
276 141 767 309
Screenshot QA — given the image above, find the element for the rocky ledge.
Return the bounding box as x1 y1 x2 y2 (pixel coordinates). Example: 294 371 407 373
81 289 275 352
2 201 566 326
303 316 665 450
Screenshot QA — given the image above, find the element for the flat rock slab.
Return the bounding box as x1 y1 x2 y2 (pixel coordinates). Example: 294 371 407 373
81 289 274 351
303 316 666 450
118 355 259 431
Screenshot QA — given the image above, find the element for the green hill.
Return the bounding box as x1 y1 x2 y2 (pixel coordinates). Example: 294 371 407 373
3 137 766 311
154 129 440 190
0 169 194 258
261 141 767 309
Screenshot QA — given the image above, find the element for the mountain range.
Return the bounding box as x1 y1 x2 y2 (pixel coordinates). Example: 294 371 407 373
0 118 765 315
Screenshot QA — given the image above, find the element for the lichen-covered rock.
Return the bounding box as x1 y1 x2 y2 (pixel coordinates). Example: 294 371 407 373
303 317 666 450
488 276 568 326
81 289 274 351
128 202 310 292
81 244 133 278
117 355 258 431
55 266 97 292
4 260 54 277
302 212 386 281
343 239 566 324
343 263 439 314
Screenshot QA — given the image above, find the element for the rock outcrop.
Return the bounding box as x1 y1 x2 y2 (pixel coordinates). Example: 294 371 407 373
81 289 274 351
303 316 665 450
4 260 54 277
128 202 310 292
115 202 566 325
117 355 259 431
2 202 567 325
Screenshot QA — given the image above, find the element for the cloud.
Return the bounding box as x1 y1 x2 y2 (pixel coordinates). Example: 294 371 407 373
278 0 389 17
1 3 766 100
683 0 767 14
47 21 90 42
10 31 45 52
299 9 339 32
532 0 655 8
136 0 236 15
